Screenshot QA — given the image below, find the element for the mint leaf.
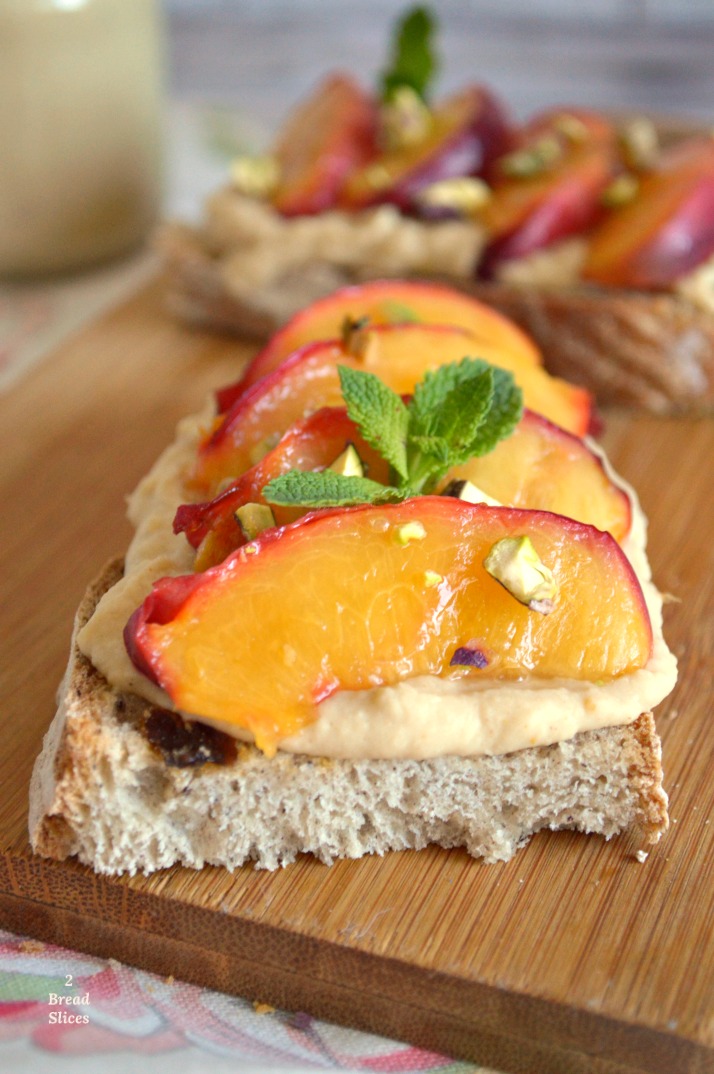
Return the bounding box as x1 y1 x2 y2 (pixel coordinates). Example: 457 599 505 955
380 6 438 102
465 365 523 458
263 470 404 509
338 365 409 483
409 358 495 449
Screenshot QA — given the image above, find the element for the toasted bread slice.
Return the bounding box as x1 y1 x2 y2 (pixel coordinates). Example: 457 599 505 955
29 559 669 875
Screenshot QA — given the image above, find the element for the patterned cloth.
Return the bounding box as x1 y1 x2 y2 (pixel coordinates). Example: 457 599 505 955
0 930 491 1074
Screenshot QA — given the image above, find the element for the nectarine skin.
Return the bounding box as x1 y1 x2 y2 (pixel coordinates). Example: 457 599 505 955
339 85 511 213
583 137 714 288
271 73 377 217
480 109 619 274
126 499 652 755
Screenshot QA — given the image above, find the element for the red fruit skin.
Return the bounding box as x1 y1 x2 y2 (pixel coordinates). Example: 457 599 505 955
479 108 618 276
340 85 512 214
583 138 714 288
480 156 612 276
124 573 206 685
272 73 377 217
175 405 377 549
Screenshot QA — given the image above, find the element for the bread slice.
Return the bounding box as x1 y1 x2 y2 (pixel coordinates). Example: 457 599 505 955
158 216 714 415
29 558 669 875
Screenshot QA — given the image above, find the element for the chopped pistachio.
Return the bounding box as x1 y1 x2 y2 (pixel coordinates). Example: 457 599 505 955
417 176 492 216
424 570 443 587
234 502 276 541
618 117 659 171
379 85 432 151
230 154 280 199
499 135 564 179
441 478 500 507
483 535 558 612
552 113 589 143
328 442 365 478
601 173 639 208
396 520 427 545
340 315 375 361
363 161 393 190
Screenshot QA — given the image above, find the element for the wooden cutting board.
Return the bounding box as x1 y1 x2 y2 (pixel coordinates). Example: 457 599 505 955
1 277 712 1074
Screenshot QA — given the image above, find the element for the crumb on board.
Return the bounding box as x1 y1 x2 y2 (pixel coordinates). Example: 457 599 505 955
252 1000 276 1015
634 849 649 864
19 939 45 954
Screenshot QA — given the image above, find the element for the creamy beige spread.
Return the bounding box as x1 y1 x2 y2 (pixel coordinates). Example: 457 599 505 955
77 401 678 761
192 191 714 316
204 188 484 300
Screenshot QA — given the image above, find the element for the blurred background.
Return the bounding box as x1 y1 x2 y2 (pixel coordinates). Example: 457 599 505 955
4 0 714 387
163 0 714 218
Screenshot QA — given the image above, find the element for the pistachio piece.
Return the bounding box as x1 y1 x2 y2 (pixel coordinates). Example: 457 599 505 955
499 135 563 179
441 478 500 507
423 570 443 587
601 173 639 208
379 85 432 151
483 535 558 612
552 113 589 143
417 176 491 216
328 442 365 478
234 503 276 541
230 154 280 199
618 117 659 171
396 520 426 545
340 315 374 360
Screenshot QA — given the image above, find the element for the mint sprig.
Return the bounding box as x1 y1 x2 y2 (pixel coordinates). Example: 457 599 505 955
262 358 523 510
380 5 438 103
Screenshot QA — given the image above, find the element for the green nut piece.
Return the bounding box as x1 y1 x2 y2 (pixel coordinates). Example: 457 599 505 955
396 520 427 545
230 154 280 198
234 503 276 541
483 535 558 613
417 177 492 216
379 85 432 151
328 443 365 479
441 478 500 507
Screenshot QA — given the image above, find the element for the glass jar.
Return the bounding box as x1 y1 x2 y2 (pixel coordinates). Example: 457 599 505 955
0 0 164 277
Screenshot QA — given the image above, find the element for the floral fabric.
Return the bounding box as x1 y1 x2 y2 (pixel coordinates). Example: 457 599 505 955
0 930 495 1074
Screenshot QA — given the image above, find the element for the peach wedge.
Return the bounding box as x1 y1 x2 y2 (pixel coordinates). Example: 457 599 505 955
196 323 591 493
216 278 543 412
177 406 629 571
126 499 652 755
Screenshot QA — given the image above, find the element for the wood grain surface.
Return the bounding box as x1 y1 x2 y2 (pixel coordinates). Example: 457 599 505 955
1 278 712 1074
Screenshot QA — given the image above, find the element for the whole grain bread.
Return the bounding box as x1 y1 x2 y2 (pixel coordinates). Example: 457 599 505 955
158 219 714 415
29 559 669 875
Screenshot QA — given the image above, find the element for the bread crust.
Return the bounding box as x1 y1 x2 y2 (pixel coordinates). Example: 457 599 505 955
159 218 714 414
29 560 669 875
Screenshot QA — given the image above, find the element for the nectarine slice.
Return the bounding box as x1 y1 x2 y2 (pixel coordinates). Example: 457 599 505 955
583 136 714 288
448 410 631 542
196 324 591 493
126 499 652 755
481 109 619 272
339 84 510 212
178 406 629 571
216 278 542 412
270 73 377 217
